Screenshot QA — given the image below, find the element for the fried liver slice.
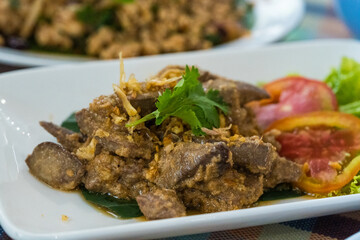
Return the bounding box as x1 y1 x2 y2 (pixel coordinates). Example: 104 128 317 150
136 189 186 220
155 142 231 189
26 142 85 190
40 121 83 152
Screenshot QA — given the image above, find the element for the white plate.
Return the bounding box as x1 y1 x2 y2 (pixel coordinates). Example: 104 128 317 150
1 39 360 240
0 0 304 67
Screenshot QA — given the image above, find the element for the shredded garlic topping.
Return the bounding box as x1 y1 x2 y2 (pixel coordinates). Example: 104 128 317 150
113 84 138 117
112 52 139 117
119 52 126 90
76 138 98 160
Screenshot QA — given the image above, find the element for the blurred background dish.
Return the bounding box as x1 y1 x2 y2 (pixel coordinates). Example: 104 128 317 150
0 0 304 66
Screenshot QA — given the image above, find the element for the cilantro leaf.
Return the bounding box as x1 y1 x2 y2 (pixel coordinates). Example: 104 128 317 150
126 65 229 135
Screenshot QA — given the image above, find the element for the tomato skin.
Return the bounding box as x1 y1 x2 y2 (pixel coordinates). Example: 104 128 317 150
263 76 338 109
266 111 360 194
266 111 360 132
295 155 360 194
251 76 338 129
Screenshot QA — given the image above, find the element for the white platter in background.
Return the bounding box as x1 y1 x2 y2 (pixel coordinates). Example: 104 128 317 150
0 0 304 66
1 39 359 240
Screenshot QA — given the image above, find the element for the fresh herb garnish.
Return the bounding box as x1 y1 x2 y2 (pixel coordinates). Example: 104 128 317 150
325 57 360 116
81 188 143 218
126 66 229 136
61 112 80 133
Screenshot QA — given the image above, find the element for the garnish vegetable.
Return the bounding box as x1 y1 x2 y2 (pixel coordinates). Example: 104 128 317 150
126 66 229 136
250 76 338 129
266 111 360 194
325 57 360 117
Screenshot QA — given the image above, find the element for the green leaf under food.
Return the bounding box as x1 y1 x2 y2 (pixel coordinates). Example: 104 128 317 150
61 112 80 133
126 65 229 136
325 57 360 106
258 184 304 202
259 189 304 202
81 188 143 218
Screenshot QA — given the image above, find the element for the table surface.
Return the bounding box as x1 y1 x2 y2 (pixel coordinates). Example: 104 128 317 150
1 0 359 240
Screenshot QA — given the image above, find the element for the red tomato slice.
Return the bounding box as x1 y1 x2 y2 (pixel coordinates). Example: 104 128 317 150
250 76 338 129
266 111 360 193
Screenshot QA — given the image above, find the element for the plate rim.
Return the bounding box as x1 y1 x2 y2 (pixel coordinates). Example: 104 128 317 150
2 38 360 240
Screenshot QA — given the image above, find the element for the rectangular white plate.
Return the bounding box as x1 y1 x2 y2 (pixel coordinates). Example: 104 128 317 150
1 39 360 240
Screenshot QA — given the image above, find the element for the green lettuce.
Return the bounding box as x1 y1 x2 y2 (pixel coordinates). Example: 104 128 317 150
325 57 360 116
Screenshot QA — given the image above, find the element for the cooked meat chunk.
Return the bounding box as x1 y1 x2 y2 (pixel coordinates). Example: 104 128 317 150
76 94 127 136
230 137 278 174
202 78 268 136
193 136 278 175
83 151 149 199
128 91 158 116
203 78 269 107
25 142 85 190
155 142 231 189
136 189 186 220
95 130 154 160
40 121 83 152
264 157 302 188
76 93 155 159
181 169 263 213
26 64 307 220
229 106 261 136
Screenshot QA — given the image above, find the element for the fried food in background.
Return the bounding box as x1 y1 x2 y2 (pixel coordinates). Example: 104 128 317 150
0 0 253 58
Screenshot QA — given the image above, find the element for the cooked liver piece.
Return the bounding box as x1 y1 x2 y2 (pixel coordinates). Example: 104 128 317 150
181 169 263 213
264 157 303 188
202 78 269 136
25 142 85 190
230 137 278 174
95 130 154 160
128 91 158 116
136 189 186 220
76 93 155 160
75 94 125 137
193 136 278 175
27 65 304 219
83 151 149 199
40 121 83 152
155 142 231 189
203 78 269 107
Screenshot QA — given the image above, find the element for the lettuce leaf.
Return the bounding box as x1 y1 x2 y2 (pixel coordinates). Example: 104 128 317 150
325 57 360 106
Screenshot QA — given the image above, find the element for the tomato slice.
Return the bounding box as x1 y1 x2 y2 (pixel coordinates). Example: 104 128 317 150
266 111 360 194
250 76 338 129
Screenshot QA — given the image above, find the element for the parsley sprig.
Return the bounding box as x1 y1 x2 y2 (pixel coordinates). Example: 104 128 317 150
126 66 229 135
